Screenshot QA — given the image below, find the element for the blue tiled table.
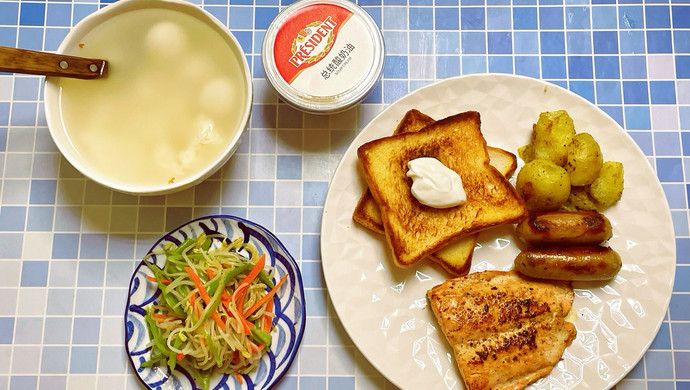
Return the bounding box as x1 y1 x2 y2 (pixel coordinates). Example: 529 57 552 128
0 0 689 389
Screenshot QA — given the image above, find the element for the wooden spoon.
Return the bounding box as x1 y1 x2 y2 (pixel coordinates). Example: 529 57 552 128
0 46 107 79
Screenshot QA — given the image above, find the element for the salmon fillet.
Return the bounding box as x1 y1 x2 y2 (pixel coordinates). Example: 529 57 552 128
427 270 576 390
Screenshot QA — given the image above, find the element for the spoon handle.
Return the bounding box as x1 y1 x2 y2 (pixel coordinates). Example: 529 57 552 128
0 46 107 79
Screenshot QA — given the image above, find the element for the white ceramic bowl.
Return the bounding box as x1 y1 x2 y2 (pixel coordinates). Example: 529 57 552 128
44 0 252 195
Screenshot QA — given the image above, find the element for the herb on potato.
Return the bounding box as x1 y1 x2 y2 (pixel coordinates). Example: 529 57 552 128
517 111 623 211
566 133 603 186
519 110 576 167
516 159 571 212
590 161 624 207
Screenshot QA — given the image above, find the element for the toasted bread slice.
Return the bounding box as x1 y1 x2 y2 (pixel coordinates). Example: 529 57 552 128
353 111 518 275
430 238 476 275
354 145 518 234
487 147 517 179
357 111 527 267
353 109 435 234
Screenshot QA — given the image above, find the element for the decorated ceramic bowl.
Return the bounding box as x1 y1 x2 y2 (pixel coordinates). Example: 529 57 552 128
125 215 305 389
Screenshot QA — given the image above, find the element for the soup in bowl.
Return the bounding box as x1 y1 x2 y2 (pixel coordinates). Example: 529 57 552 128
44 0 252 195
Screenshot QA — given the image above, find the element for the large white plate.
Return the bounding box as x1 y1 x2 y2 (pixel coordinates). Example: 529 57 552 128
320 74 675 390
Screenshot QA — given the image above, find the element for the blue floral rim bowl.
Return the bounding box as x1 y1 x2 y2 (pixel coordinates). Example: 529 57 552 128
124 215 306 390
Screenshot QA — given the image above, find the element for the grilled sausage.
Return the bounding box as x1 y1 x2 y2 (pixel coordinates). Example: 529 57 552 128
514 246 621 281
515 211 612 245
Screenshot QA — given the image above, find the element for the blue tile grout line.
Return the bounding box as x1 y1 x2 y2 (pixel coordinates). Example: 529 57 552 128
1 0 690 388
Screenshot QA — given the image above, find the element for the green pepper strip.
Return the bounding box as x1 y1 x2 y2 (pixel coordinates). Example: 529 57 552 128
178 284 191 302
164 294 184 316
145 261 168 283
145 263 185 316
203 330 222 367
201 238 212 251
140 352 165 368
166 252 207 262
190 270 227 331
144 313 172 358
167 337 182 371
258 270 275 288
206 263 252 296
163 255 187 271
145 264 175 306
198 372 211 390
187 253 208 261
164 254 184 262
251 327 272 347
174 238 195 255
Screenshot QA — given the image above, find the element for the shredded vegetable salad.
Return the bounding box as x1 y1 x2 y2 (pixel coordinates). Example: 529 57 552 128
141 234 286 389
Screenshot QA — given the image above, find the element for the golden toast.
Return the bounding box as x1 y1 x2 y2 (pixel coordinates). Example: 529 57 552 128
353 110 517 275
487 147 518 180
357 111 527 267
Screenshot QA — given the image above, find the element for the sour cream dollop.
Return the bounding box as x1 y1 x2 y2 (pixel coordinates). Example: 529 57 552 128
406 157 466 208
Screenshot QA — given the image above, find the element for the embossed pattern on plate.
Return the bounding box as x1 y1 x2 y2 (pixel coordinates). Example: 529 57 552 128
320 74 675 390
125 215 306 390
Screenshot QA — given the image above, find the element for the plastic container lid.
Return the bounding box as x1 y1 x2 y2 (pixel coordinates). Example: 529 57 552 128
262 0 385 114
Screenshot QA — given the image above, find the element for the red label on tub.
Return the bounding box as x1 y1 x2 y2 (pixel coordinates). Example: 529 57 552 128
273 4 353 84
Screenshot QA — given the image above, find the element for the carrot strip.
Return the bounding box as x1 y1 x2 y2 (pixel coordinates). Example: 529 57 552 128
221 300 234 316
239 314 254 335
220 294 231 303
212 312 227 331
206 268 217 279
239 254 265 286
235 254 265 307
176 353 185 361
231 282 249 304
220 300 242 333
228 300 252 335
248 342 261 354
235 374 243 385
151 313 170 322
146 275 171 285
189 292 198 319
229 282 253 334
232 282 251 314
244 275 287 318
222 297 252 335
185 266 211 303
261 298 274 332
236 290 248 314
185 266 227 330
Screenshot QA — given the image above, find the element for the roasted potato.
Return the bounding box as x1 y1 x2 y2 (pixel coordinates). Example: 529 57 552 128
562 186 598 211
566 133 603 186
519 110 576 166
590 161 624 207
517 142 534 164
516 159 571 211
518 110 623 211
